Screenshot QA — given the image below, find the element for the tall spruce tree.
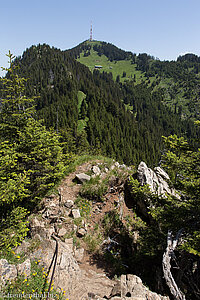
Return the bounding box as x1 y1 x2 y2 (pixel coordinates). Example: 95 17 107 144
0 53 65 250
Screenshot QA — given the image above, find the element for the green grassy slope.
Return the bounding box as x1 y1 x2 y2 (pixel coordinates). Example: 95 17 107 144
77 91 88 133
72 40 200 120
77 42 147 84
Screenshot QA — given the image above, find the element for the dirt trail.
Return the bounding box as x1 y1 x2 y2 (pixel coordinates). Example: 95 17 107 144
58 161 111 274
55 160 134 278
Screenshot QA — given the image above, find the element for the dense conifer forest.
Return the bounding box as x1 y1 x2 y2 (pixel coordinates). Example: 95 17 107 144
11 43 199 167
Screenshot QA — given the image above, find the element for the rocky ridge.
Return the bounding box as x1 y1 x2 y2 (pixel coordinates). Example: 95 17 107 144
0 160 175 300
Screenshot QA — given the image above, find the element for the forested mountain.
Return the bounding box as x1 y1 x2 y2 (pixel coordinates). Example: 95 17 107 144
0 42 200 300
70 40 200 120
11 43 199 167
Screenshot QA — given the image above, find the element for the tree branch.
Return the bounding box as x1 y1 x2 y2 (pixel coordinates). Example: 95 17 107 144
162 229 186 300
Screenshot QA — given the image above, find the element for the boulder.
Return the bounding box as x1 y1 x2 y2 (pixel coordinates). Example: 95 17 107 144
75 173 91 183
110 274 169 300
17 259 31 277
65 238 74 252
74 248 84 262
92 166 101 175
29 217 55 239
0 259 17 283
72 208 81 219
58 227 67 237
15 240 31 254
30 238 81 299
137 161 180 198
64 200 74 209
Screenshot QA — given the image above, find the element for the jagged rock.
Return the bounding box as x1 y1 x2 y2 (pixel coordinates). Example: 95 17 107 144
65 238 74 252
64 200 74 208
110 280 121 297
137 161 180 198
104 167 109 173
17 259 31 276
154 167 170 181
75 173 91 183
77 228 87 237
92 166 101 175
58 227 67 237
0 259 17 283
15 240 31 254
29 217 55 238
30 238 81 299
72 208 81 219
109 274 169 300
74 248 84 262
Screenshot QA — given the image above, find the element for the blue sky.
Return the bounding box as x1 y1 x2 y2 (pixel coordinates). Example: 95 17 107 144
1 0 200 75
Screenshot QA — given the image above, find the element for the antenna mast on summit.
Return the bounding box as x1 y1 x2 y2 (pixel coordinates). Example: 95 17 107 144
90 22 93 41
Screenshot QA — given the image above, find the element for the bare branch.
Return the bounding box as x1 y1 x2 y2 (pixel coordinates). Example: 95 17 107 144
162 229 186 300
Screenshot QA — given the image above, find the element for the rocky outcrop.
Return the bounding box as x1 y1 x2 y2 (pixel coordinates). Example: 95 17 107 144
86 274 169 300
75 173 91 183
0 258 31 284
125 161 180 221
137 161 179 198
0 160 171 300
0 259 17 283
109 274 169 299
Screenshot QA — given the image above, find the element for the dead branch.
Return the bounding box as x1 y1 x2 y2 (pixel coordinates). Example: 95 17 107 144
162 229 186 300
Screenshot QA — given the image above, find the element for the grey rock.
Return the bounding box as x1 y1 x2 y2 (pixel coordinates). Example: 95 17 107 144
17 259 31 277
0 259 17 283
64 200 74 209
137 161 180 198
29 217 55 239
111 274 169 300
154 167 170 181
74 248 84 262
15 240 31 254
65 238 74 252
72 208 81 219
30 238 81 299
58 227 67 237
92 166 101 175
75 173 91 183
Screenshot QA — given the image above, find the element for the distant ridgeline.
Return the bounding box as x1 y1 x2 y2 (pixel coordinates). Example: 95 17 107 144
13 43 199 166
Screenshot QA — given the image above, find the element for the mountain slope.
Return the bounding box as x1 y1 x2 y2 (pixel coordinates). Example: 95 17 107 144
12 43 199 166
69 40 200 120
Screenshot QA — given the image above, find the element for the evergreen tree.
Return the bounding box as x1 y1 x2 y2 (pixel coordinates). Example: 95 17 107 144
0 53 66 250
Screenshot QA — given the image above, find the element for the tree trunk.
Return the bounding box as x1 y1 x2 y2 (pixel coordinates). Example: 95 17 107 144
162 229 186 300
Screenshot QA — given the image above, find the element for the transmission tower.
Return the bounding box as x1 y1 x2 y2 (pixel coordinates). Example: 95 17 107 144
90 22 93 41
